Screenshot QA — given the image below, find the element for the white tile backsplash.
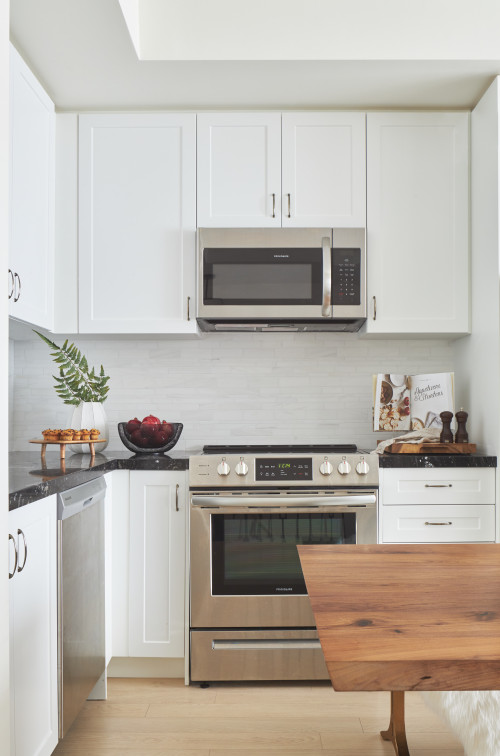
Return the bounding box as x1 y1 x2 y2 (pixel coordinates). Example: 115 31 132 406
10 333 455 453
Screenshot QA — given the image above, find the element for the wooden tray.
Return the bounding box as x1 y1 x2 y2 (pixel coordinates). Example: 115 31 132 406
30 438 107 460
384 442 476 455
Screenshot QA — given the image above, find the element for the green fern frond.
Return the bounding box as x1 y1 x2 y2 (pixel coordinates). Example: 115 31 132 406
34 330 110 406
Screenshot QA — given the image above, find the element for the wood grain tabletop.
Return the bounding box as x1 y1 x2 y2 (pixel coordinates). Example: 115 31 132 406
298 543 500 691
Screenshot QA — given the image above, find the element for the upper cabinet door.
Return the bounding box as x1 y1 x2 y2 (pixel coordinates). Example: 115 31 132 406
9 45 55 330
282 112 366 228
78 113 197 334
366 112 470 335
197 112 282 227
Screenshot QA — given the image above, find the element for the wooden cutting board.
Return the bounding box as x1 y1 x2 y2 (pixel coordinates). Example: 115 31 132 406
384 442 476 454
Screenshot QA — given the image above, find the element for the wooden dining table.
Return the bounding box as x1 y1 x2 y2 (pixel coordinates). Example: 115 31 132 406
297 543 500 756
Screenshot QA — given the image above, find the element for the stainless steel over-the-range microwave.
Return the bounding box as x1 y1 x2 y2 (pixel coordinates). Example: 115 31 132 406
196 227 366 332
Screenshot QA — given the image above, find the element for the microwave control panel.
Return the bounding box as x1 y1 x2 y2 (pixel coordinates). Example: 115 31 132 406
332 248 361 305
255 457 313 481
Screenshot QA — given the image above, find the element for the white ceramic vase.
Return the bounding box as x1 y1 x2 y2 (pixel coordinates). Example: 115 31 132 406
68 401 109 453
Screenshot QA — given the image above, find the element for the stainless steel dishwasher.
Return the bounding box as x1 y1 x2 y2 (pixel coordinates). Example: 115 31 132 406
57 476 106 738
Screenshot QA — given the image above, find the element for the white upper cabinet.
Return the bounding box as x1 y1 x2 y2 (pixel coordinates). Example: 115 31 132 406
281 112 366 227
78 113 197 333
365 112 470 336
197 111 366 228
9 45 55 330
197 112 282 227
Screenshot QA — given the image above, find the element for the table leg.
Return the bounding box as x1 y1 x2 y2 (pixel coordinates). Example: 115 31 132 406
60 443 66 460
89 442 95 458
380 691 410 756
41 443 47 462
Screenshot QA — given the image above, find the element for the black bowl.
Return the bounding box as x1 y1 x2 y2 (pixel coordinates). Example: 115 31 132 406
118 422 183 455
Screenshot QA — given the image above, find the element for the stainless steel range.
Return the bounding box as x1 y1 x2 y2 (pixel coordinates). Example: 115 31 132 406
189 444 378 683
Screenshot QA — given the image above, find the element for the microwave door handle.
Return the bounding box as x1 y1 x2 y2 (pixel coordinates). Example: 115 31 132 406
322 237 332 317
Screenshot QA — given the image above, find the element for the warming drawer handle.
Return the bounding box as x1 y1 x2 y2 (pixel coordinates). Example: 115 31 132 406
424 521 453 526
211 639 322 651
424 484 452 488
322 236 332 317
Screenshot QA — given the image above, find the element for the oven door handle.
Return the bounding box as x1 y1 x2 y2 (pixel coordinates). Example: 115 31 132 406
212 639 322 651
191 494 376 507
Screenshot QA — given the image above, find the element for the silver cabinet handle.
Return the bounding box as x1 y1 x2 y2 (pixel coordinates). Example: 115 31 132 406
212 639 321 651
13 272 21 302
321 236 332 317
425 484 452 488
271 193 276 218
8 534 17 579
17 529 27 572
8 269 14 299
175 483 180 512
425 521 453 526
187 296 191 321
373 295 377 320
287 193 291 218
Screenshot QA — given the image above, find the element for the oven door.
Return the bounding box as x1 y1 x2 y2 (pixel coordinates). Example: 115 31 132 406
190 492 377 629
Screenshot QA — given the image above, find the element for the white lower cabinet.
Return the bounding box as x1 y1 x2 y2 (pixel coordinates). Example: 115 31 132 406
378 468 496 543
128 471 187 657
8 495 58 756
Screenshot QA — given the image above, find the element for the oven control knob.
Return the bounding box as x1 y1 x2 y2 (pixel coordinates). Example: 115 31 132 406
356 457 370 475
319 457 333 476
217 458 230 476
235 458 249 476
337 457 351 475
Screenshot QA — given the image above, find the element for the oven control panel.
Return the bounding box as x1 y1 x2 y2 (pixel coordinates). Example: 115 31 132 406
189 453 379 488
255 457 312 481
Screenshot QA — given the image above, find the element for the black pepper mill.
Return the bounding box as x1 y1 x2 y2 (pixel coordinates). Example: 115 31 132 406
455 409 469 444
439 411 454 443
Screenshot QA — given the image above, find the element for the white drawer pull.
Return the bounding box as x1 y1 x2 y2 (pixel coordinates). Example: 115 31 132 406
424 484 452 488
424 521 453 526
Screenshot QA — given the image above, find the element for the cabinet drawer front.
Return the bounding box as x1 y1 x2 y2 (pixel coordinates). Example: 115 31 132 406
380 468 495 505
381 505 495 543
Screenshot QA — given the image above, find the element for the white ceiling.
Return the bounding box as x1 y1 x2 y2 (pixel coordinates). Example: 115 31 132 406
9 0 500 111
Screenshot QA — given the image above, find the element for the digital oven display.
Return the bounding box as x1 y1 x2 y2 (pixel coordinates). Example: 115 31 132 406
255 457 313 481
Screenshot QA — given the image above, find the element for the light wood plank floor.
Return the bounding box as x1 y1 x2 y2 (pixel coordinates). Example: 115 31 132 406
53 678 465 756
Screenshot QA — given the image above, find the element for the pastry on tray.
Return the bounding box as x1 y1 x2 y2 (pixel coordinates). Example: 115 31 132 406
60 429 74 441
42 429 60 442
72 430 82 441
80 429 90 441
89 428 100 440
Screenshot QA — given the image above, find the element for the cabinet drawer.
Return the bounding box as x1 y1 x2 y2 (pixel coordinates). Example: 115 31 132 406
380 468 495 505
381 505 496 543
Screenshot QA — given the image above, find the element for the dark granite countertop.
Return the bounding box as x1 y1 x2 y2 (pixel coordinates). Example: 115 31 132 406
378 454 497 468
9 450 193 511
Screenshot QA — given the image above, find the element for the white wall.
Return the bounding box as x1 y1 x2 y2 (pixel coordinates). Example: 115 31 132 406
454 78 500 457
11 334 454 453
1 0 10 748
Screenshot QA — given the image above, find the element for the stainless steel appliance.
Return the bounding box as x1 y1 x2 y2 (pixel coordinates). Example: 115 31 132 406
57 477 106 738
189 444 378 683
197 227 366 331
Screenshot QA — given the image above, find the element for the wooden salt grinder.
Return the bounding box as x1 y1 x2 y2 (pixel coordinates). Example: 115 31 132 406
439 411 454 443
455 409 469 443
